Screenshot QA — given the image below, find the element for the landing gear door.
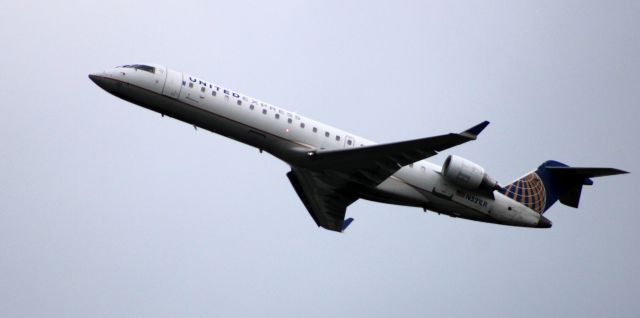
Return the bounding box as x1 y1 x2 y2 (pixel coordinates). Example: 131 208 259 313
162 69 183 98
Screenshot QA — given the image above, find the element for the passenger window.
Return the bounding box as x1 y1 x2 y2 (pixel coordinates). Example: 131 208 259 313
325 132 330 138
250 104 254 110
237 100 242 106
300 123 305 128
211 91 216 96
189 82 194 88
313 127 318 133
262 109 267 115
347 140 352 145
287 118 292 124
201 87 205 93
335 136 340 141
275 114 280 119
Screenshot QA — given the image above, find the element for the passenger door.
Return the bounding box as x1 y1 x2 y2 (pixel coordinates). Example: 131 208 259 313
162 69 182 98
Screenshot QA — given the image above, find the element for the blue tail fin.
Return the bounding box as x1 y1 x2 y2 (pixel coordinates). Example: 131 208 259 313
500 161 627 214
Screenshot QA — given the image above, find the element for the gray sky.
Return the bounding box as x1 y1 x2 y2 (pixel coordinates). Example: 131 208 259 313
1 1 638 317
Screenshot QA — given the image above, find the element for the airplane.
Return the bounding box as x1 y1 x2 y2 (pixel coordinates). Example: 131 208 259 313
89 63 628 232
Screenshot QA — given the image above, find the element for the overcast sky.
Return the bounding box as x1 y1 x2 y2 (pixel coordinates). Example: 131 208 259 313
1 1 639 317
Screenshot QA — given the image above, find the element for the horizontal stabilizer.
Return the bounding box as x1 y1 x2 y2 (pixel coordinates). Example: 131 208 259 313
546 167 628 180
545 166 628 208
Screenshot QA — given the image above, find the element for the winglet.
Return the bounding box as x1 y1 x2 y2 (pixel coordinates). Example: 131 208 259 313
341 218 354 232
460 121 490 139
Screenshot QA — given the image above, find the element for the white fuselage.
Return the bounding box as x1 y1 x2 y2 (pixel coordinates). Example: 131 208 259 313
89 64 544 228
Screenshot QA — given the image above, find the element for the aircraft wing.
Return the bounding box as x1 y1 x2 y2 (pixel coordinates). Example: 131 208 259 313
306 121 490 186
287 121 489 232
287 168 358 232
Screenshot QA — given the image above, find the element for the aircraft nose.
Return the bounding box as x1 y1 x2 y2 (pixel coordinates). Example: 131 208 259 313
88 73 100 84
88 72 119 93
537 215 552 228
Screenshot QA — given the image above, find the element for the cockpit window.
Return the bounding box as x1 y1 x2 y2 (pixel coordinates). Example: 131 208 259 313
118 64 156 74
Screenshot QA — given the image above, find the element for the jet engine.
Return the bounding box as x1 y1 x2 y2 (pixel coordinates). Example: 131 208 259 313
442 155 500 191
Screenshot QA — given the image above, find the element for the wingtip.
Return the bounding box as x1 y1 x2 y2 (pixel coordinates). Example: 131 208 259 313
612 169 630 175
461 120 490 138
341 218 354 232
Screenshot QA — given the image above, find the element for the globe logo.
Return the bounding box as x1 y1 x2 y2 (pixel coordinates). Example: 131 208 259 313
503 172 547 214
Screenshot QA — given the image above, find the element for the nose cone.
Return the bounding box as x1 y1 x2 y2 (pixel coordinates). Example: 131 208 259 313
88 73 119 93
537 215 552 228
88 73 101 85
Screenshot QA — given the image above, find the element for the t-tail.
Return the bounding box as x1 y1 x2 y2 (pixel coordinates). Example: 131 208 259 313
500 160 628 215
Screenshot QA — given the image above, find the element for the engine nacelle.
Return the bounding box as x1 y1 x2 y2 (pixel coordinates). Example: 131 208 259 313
442 155 499 191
